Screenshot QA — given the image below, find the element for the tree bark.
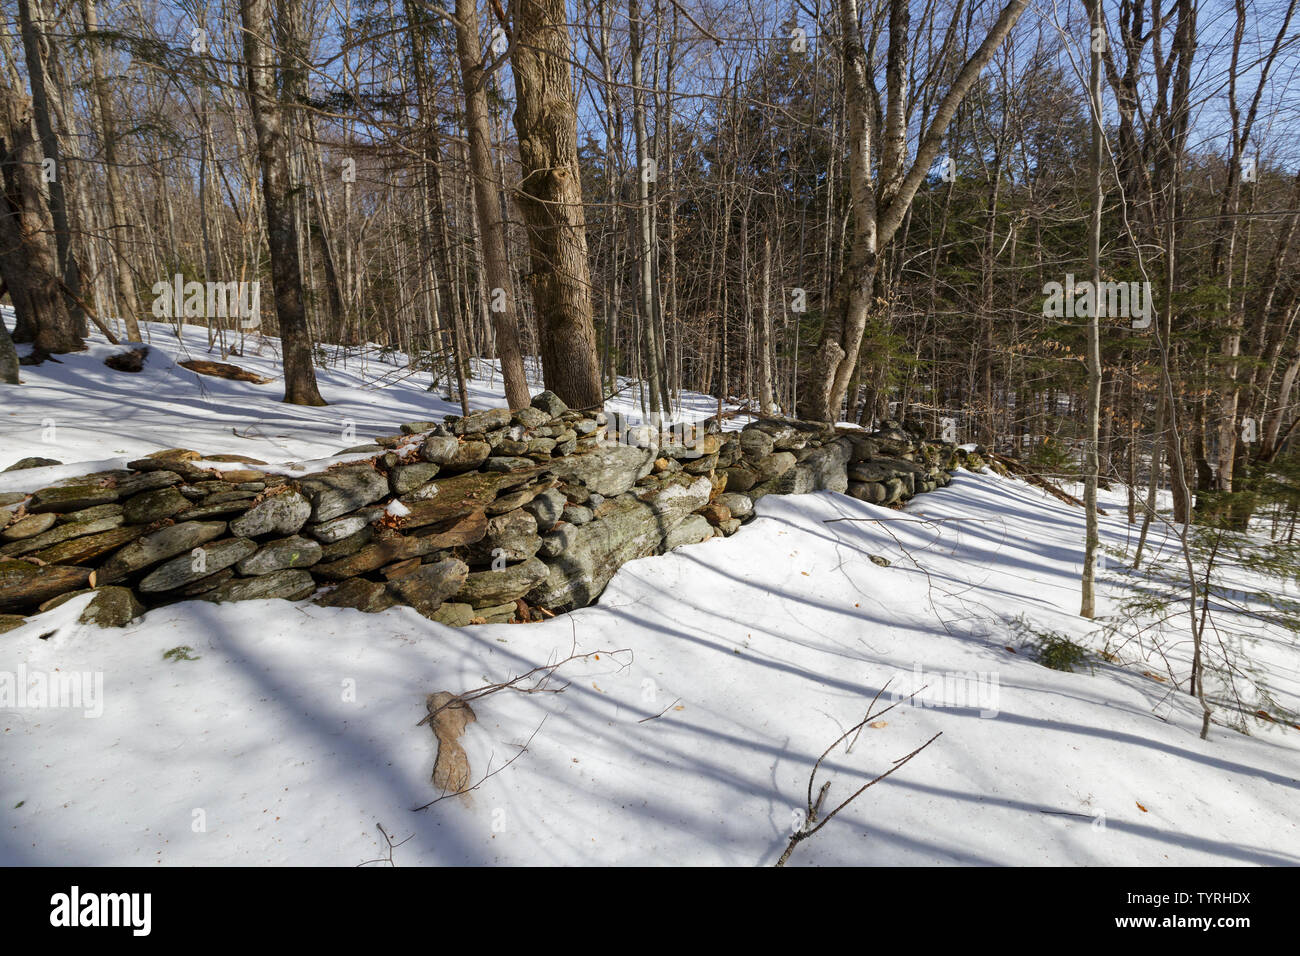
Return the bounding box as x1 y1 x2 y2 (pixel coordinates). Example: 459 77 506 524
758 227 774 415
455 0 530 409
240 0 325 406
0 295 17 382
15 0 84 336
1081 1 1103 619
81 0 141 340
0 82 80 355
630 0 663 416
508 0 603 409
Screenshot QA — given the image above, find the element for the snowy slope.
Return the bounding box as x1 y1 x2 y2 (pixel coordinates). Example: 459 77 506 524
0 317 738 475
1 322 1298 866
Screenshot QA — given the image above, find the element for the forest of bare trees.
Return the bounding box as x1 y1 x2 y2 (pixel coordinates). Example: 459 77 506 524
2 0 1298 530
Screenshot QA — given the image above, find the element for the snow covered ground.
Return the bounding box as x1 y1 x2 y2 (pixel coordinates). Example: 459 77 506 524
0 316 739 480
2 322 1298 865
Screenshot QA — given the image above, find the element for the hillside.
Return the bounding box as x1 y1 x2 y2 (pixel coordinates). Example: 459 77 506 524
2 325 1297 866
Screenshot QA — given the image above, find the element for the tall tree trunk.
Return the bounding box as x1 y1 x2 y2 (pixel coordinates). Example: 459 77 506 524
0 83 79 355
81 0 140 340
1081 0 1103 619
454 0 530 409
241 0 325 406
0 296 17 382
15 0 83 336
508 0 603 409
758 228 774 415
630 0 663 416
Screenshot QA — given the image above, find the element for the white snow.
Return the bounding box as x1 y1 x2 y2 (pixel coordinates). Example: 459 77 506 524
2 321 1297 865
0 315 744 473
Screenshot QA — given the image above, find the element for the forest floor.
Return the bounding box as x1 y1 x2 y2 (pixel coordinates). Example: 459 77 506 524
2 321 1297 865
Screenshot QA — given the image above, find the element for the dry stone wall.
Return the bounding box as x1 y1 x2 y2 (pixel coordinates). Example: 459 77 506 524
0 391 974 632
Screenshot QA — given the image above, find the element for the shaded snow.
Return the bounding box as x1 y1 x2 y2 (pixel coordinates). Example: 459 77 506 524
1 319 1297 865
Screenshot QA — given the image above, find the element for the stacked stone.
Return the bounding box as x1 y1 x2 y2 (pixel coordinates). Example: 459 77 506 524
712 417 959 507
0 394 959 632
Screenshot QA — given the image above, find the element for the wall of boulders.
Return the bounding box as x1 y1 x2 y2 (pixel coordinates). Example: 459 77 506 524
0 391 974 632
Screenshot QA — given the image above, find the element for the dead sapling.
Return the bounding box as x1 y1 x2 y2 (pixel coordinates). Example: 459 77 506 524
776 680 941 866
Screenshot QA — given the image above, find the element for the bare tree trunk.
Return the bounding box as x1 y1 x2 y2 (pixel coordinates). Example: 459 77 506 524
16 0 84 335
0 82 80 355
758 228 774 415
508 0 603 408
429 144 471 415
1081 0 1104 619
241 0 325 405
81 0 140 340
454 0 529 408
630 0 663 416
0 298 17 382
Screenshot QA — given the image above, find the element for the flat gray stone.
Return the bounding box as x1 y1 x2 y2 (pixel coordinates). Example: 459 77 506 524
56 503 124 525
753 451 797 482
453 556 548 608
527 475 712 610
400 420 442 435
98 521 227 583
306 507 384 543
545 443 656 497
235 535 323 575
389 462 440 494
0 560 93 612
1 513 56 541
122 486 189 524
28 483 119 514
430 602 475 627
451 408 511 435
512 407 551 428
716 493 753 518
539 523 579 559
662 513 714 550
297 468 389 522
40 586 144 627
561 504 593 526
437 441 491 474
1 515 125 558
739 428 775 461
459 509 540 565
314 577 398 613
139 537 258 592
385 558 469 616
230 490 312 537
27 524 146 565
418 435 461 464
114 470 183 498
199 569 317 604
